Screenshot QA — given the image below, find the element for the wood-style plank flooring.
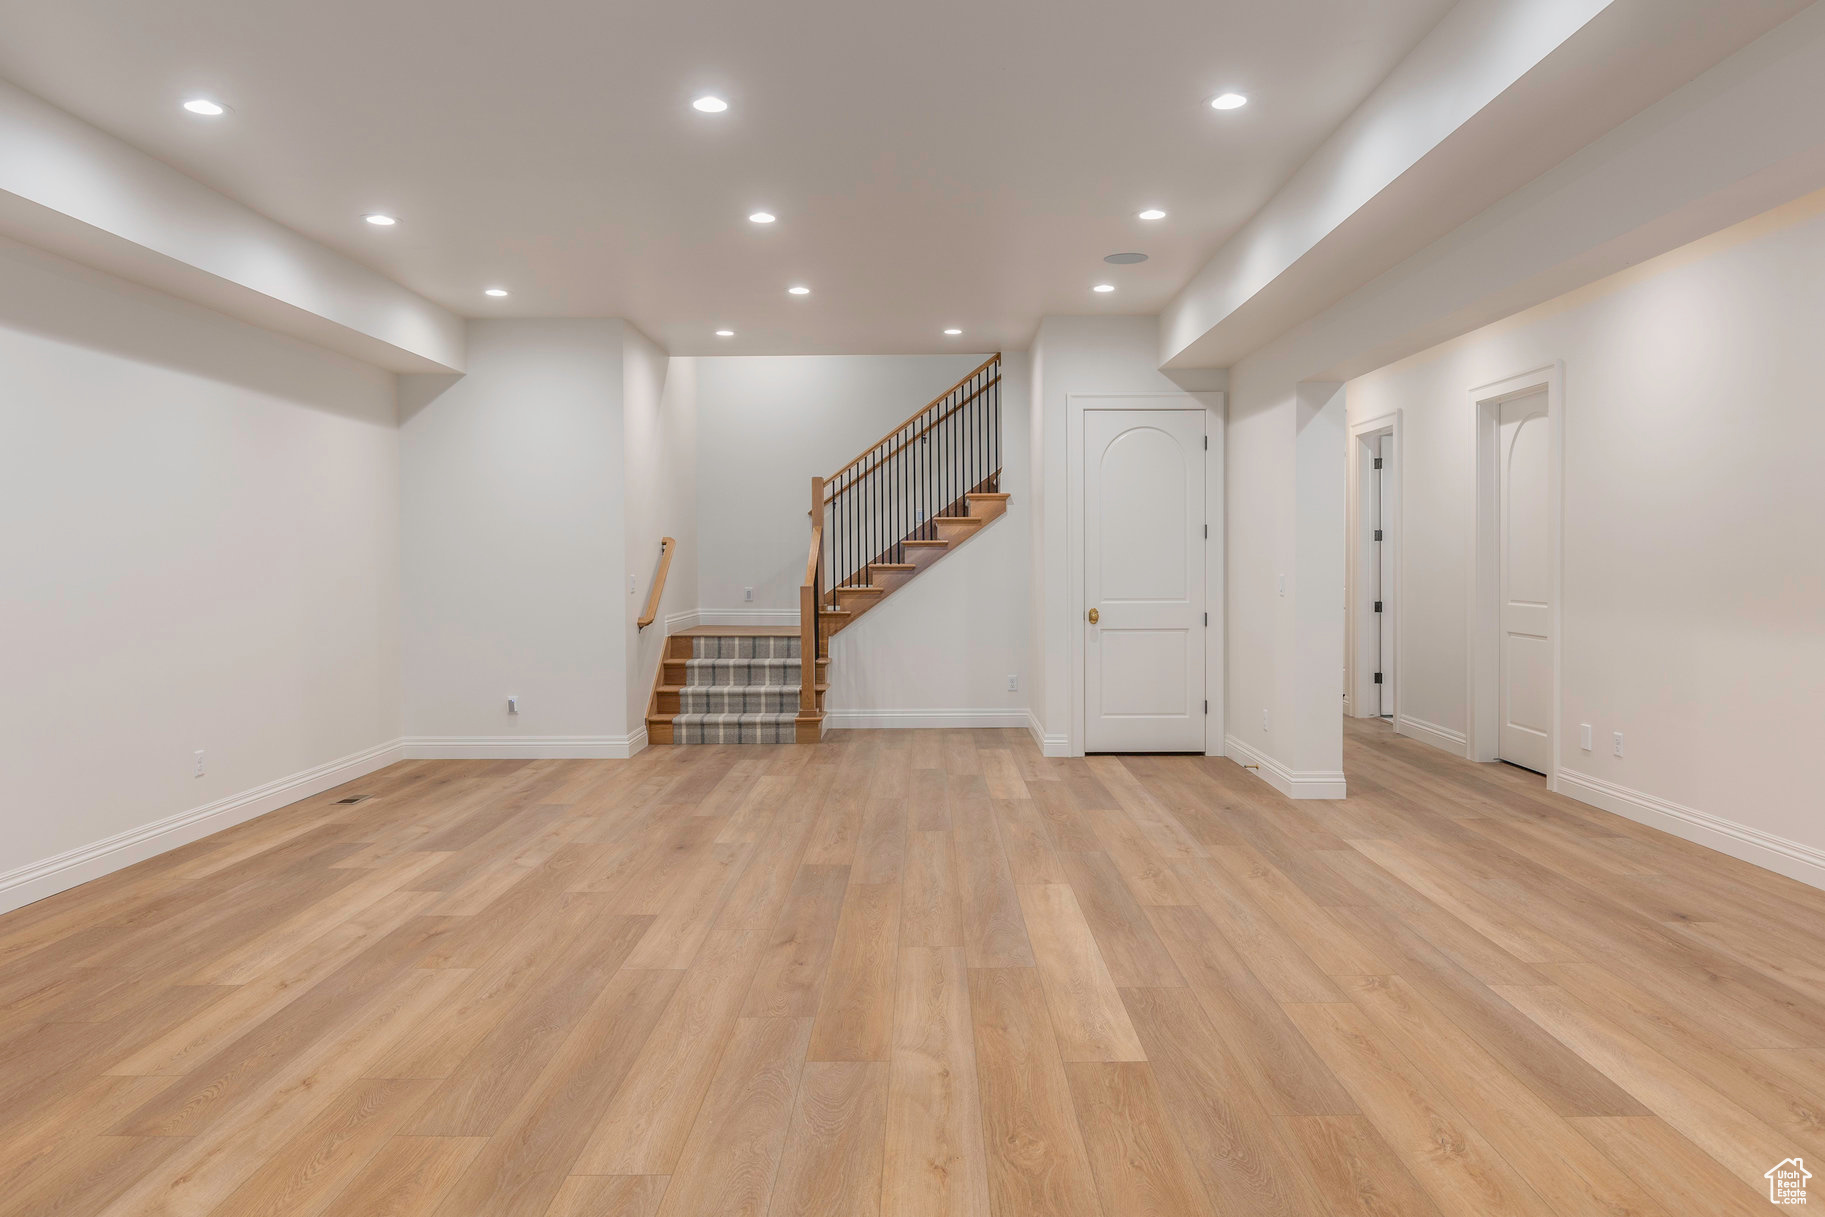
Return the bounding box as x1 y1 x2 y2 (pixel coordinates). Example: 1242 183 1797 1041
4 718 1825 1216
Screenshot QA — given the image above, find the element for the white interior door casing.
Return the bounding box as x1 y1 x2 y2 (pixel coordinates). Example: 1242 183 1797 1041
1083 409 1205 752
1376 434 1395 716
1498 391 1552 771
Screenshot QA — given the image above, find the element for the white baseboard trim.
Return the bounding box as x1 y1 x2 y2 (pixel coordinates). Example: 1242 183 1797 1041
1395 713 1468 757
1223 735 1348 800
687 608 801 628
401 733 646 760
1556 770 1825 892
1025 711 1071 757
826 708 1030 730
0 737 407 915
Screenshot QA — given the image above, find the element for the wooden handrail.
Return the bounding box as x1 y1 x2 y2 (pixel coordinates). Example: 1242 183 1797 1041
826 353 1000 486
828 375 1001 498
803 523 822 586
636 537 675 630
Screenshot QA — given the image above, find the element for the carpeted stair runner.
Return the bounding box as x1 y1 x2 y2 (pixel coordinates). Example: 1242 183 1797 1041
672 634 801 744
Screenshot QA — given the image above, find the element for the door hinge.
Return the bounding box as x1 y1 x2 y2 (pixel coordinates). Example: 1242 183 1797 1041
1373 528 1384 541
1373 457 1383 469
1204 435 1209 450
1203 612 1209 626
1203 524 1209 539
1373 672 1383 684
1204 700 1209 714
1373 600 1382 613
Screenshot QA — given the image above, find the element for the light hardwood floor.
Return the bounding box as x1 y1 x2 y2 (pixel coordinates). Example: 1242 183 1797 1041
3 719 1824 1216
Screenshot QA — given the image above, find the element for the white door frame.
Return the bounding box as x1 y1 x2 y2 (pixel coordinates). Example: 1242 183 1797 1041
1466 364 1564 788
1346 410 1400 723
1068 392 1224 757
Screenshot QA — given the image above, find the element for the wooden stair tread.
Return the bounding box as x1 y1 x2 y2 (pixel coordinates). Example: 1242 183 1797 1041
902 539 949 548
835 585 886 596
966 492 1011 500
870 563 916 571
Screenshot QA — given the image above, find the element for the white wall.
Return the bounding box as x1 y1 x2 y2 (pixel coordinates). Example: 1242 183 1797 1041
1349 196 1825 883
825 353 1031 726
694 353 990 619
1222 376 1292 775
1218 4 1825 803
399 320 633 754
623 334 696 735
0 237 402 911
1027 315 1225 756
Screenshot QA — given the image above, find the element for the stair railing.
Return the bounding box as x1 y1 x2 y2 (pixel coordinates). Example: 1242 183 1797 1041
820 353 1002 597
799 477 825 730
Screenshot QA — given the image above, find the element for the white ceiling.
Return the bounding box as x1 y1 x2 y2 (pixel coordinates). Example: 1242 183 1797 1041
0 0 1459 355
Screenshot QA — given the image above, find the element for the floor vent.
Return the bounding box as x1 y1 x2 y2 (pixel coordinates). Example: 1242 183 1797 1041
333 795 371 805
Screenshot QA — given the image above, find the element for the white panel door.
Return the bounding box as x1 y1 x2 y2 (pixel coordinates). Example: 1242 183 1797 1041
1084 409 1205 752
1498 391 1551 772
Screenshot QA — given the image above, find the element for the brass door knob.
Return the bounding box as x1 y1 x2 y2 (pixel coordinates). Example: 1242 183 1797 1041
1087 607 1100 624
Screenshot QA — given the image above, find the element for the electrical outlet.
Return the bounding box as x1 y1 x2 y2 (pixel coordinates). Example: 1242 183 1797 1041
1278 573 1286 597
193 749 206 778
1612 731 1624 758
627 574 636 595
1007 674 1018 692
1579 723 1593 751
743 586 754 602
507 696 519 715
1262 709 1270 732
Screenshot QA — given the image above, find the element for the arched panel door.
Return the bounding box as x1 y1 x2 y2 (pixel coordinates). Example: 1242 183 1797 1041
1498 390 1552 772
1084 409 1205 752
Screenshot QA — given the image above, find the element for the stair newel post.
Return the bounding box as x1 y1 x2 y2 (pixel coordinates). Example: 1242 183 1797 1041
991 358 1000 488
967 370 976 495
802 474 825 721
942 383 951 516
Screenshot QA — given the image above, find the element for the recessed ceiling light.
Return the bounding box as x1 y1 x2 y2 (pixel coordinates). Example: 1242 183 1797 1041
692 96 729 113
364 214 397 226
715 329 735 337
182 98 226 116
1104 252 1148 265
1093 283 1116 293
1137 208 1166 221
787 285 810 296
943 328 963 336
748 212 776 224
484 288 509 297
1210 92 1248 110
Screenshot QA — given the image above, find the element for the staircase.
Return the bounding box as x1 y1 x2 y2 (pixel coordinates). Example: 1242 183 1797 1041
645 629 825 744
646 353 1005 745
